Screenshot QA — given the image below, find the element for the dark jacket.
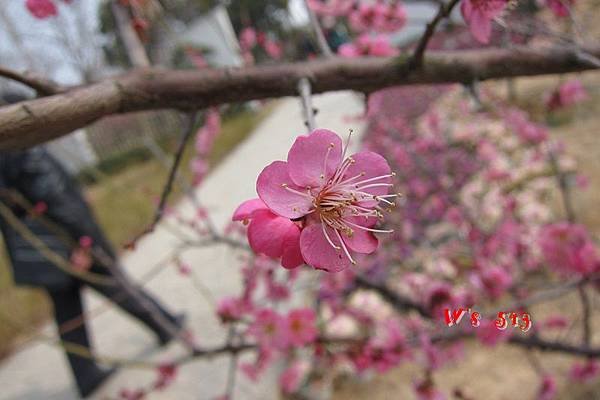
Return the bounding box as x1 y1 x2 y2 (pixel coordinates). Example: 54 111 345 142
0 147 115 290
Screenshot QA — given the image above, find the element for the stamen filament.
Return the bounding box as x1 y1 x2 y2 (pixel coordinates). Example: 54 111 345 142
344 219 394 233
321 218 341 250
334 228 356 264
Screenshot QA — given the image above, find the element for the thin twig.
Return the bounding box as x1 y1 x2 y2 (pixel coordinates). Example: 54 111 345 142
410 0 461 70
126 112 199 247
0 66 61 96
0 200 115 286
298 78 317 131
548 145 575 222
578 284 592 348
354 275 431 318
304 0 334 58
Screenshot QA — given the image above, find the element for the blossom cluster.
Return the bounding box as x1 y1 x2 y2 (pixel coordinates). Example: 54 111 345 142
217 82 595 398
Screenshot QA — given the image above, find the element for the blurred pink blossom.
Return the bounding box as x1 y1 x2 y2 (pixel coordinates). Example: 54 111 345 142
26 0 57 19
546 79 588 110
338 34 398 57
538 222 599 276
569 360 600 382
537 374 557 400
461 0 508 43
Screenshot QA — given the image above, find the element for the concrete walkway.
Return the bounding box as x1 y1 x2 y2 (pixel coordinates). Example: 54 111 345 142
0 91 366 400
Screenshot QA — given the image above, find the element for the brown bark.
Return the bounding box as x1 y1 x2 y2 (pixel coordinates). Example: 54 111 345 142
0 45 599 149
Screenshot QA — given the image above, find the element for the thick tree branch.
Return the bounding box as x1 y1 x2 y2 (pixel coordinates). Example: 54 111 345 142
1 45 600 149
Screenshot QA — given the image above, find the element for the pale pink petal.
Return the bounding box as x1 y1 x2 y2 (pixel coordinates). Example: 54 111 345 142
232 198 268 221
338 43 360 58
281 224 305 269
342 216 379 254
469 10 493 44
248 211 290 258
257 161 313 219
460 0 473 21
300 224 352 272
287 129 343 188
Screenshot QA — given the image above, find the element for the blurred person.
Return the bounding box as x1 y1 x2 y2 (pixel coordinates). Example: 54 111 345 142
0 92 184 398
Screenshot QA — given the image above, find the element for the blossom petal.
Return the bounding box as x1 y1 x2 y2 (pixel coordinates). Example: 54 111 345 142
342 216 379 254
247 210 290 258
469 10 493 44
257 161 313 219
281 224 305 269
344 151 392 205
287 129 343 188
232 198 268 221
300 224 352 272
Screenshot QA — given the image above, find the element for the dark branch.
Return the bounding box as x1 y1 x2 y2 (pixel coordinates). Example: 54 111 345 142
509 335 600 358
410 0 461 70
355 275 431 318
125 112 199 248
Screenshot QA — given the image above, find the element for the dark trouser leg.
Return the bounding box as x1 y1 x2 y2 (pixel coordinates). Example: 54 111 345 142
86 265 178 341
48 285 104 396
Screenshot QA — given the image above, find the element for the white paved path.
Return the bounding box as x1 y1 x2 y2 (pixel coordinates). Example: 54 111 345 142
0 92 365 400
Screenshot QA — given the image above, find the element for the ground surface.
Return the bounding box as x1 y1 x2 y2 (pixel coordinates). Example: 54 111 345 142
0 91 366 400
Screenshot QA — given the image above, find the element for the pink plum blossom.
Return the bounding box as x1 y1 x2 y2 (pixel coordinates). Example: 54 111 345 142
217 297 250 323
308 0 353 17
285 309 318 346
545 0 575 18
359 319 411 373
119 388 146 400
569 360 600 382
424 282 457 318
537 374 557 400
476 319 510 346
279 360 310 394
546 79 588 110
240 348 274 381
249 129 397 272
239 27 257 51
195 109 221 156
504 109 549 144
414 376 447 400
26 0 58 19
338 34 398 57
538 222 599 276
154 363 177 390
248 309 288 349
470 265 512 299
541 315 568 330
348 2 407 33
232 198 304 269
460 0 508 43
70 247 92 272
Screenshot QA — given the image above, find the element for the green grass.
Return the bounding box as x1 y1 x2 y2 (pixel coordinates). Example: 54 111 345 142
0 105 273 358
